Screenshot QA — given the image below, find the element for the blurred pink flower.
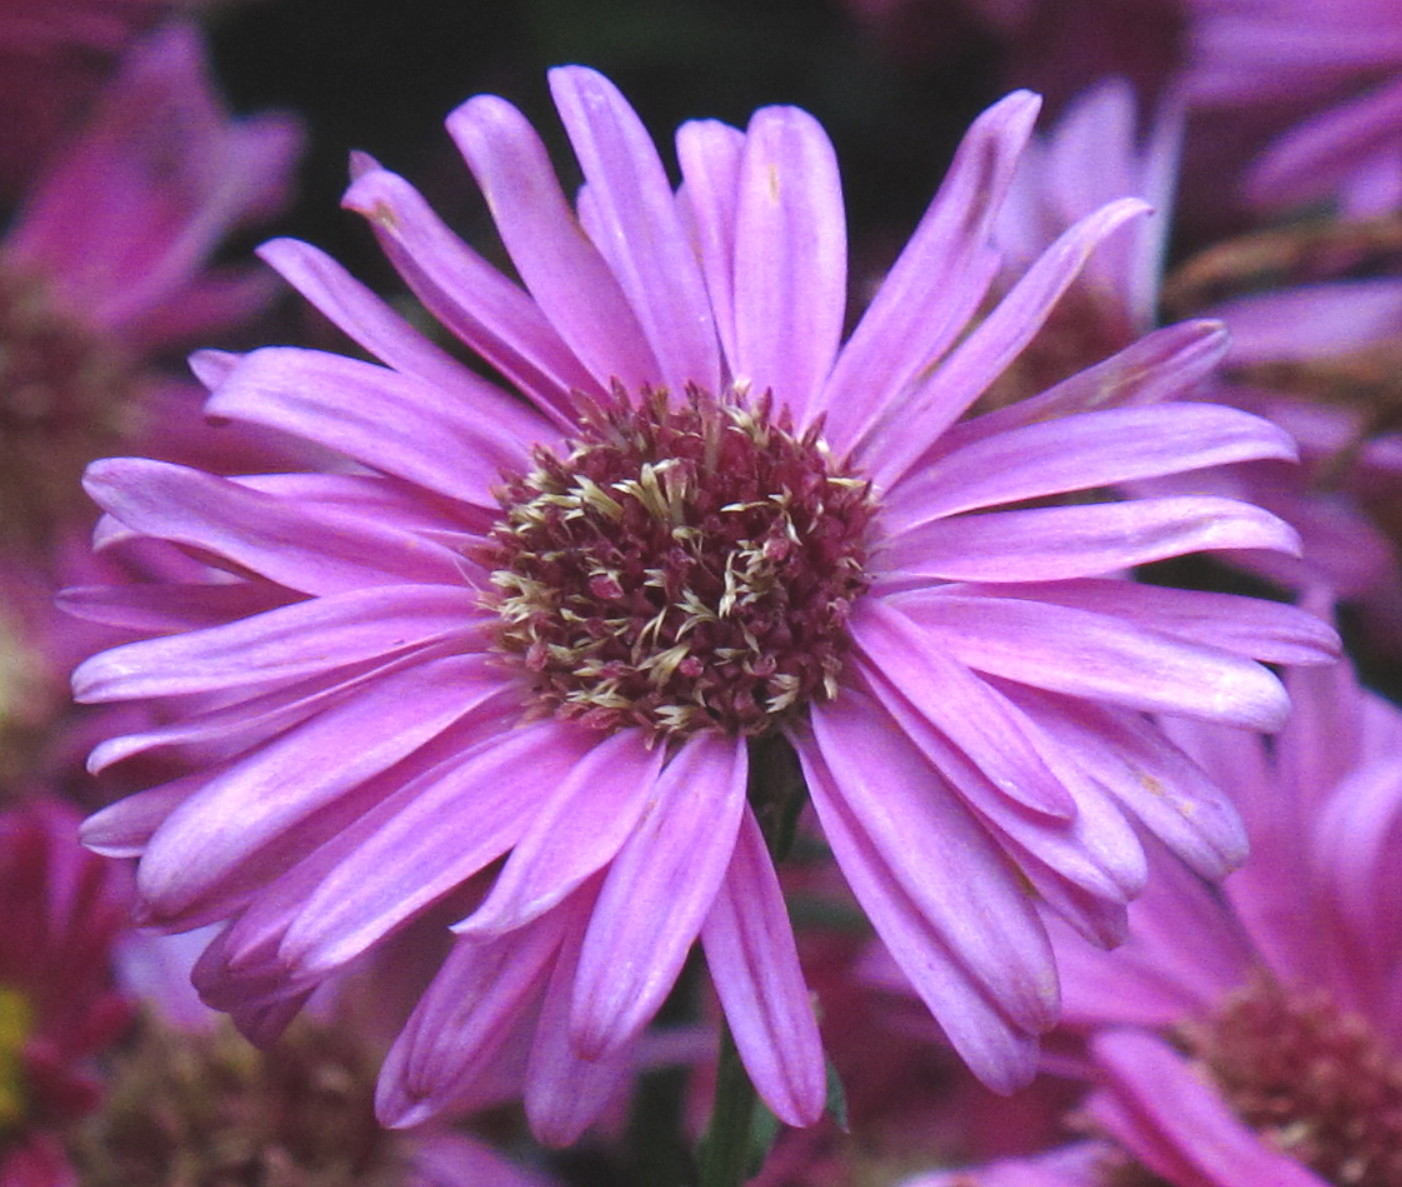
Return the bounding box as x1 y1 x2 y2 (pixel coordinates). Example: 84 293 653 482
904 651 1402 1186
69 67 1334 1145
0 798 130 1186
0 21 301 560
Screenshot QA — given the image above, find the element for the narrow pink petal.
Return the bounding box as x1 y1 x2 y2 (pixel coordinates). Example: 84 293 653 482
901 1142 1113 1187
796 733 1043 1093
571 732 746 1058
1008 686 1249 881
134 654 502 919
398 1129 556 1187
937 320 1230 454
852 600 1075 818
1090 1031 1330 1187
878 497 1301 585
700 806 827 1127
892 589 1292 731
202 347 550 510
73 585 481 703
276 720 595 974
454 730 665 938
550 67 721 395
59 581 295 635
338 169 592 423
821 91 1040 451
256 237 517 403
446 93 661 392
525 916 634 1147
884 404 1297 533
863 198 1150 489
80 771 209 858
857 657 1147 904
676 118 745 367
83 459 469 596
731 105 846 426
959 579 1340 668
377 916 568 1128
807 694 1060 1033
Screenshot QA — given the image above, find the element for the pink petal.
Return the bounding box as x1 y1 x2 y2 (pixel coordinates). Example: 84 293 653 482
884 403 1297 533
446 92 661 392
797 729 1043 1093
201 348 550 510
676 118 745 366
853 599 1076 818
863 198 1150 489
73 584 481 703
571 732 746 1058
337 169 591 423
700 806 827 1127
454 729 665 938
822 91 1040 452
731 105 846 426
878 497 1301 585
892 588 1292 731
549 67 721 395
807 694 1060 1033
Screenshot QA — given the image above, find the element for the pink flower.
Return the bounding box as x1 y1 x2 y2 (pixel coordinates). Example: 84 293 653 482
904 650 1402 1186
0 799 130 1186
0 21 301 560
70 68 1336 1144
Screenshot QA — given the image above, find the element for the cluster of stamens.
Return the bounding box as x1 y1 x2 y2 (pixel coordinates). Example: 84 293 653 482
481 384 876 742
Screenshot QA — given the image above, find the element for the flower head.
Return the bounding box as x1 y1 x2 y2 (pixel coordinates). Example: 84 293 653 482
0 22 301 558
71 67 1336 1142
904 649 1402 1186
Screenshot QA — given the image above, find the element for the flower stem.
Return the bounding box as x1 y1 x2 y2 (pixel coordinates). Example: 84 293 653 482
698 1020 760 1187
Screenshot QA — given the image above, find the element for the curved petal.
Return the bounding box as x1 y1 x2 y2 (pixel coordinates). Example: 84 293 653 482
676 118 745 367
796 728 1044 1093
878 497 1301 585
731 105 846 426
571 732 746 1058
550 67 720 395
454 729 665 938
884 403 1297 533
700 806 826 1128
891 589 1292 731
806 694 1060 1034
201 347 550 510
446 92 661 392
821 91 1040 452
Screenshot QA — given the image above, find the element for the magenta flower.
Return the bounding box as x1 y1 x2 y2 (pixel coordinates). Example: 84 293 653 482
70 67 1336 1143
903 651 1402 1187
0 21 301 559
0 798 131 1187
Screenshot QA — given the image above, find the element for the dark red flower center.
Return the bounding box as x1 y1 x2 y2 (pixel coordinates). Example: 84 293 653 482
1097 974 1402 1187
482 385 876 741
0 265 136 551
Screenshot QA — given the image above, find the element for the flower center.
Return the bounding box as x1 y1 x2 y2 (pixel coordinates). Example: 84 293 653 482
0 265 136 550
1094 975 1402 1187
482 385 876 741
1184 975 1402 1186
68 1015 398 1187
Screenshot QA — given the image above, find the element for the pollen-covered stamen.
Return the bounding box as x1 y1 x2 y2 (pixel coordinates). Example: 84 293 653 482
0 265 137 550
483 384 876 740
1176 974 1402 1187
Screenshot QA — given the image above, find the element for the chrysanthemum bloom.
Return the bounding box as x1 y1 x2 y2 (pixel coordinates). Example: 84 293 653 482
70 67 1338 1144
0 799 130 1186
902 652 1402 1187
0 21 301 561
